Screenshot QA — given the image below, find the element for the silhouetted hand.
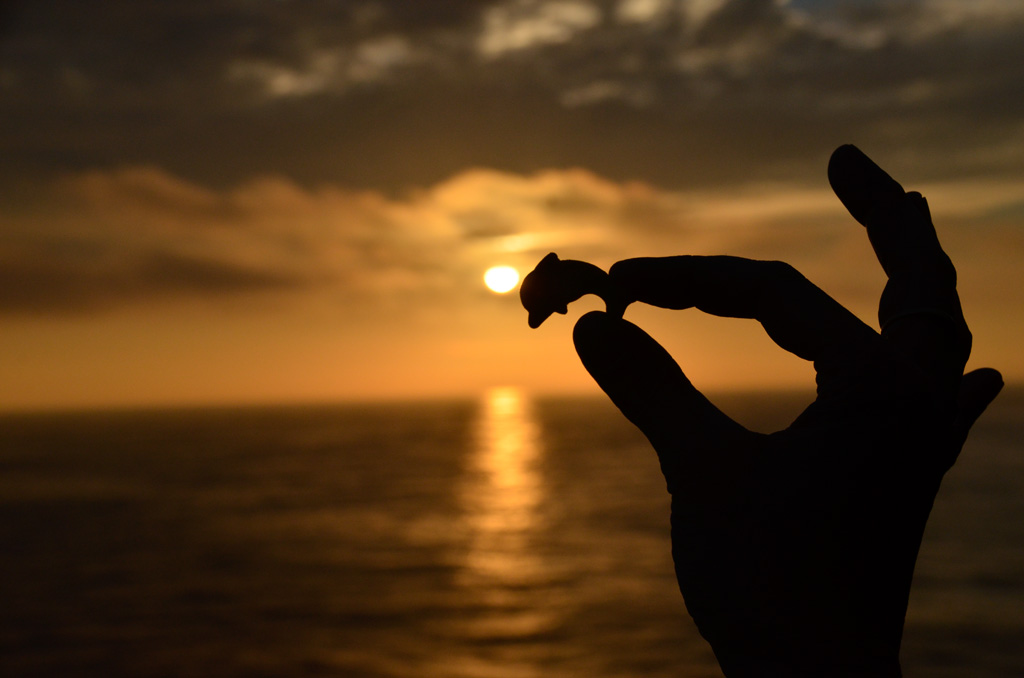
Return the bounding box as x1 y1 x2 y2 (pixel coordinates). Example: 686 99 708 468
571 146 1003 677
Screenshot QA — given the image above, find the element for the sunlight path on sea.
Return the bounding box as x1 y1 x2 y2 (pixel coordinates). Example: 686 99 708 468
463 386 545 584
442 387 568 677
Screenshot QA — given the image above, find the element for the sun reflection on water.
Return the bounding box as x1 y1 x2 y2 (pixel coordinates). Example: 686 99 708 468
461 386 546 585
448 386 569 674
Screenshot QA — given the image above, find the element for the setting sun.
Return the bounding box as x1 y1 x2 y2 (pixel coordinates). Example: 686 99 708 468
484 266 520 294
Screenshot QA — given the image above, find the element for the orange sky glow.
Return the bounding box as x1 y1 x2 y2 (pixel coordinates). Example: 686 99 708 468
1 1 1023 410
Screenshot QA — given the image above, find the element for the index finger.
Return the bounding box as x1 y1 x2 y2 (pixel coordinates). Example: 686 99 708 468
609 255 878 380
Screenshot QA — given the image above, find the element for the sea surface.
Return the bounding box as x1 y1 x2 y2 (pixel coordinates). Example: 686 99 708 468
1 388 1022 678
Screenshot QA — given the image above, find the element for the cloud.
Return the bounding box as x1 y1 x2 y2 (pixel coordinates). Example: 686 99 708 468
616 0 674 25
0 168 432 314
1 0 1022 323
3 0 1023 195
477 0 602 58
0 247 297 315
5 159 1021 319
0 165 696 315
227 34 418 100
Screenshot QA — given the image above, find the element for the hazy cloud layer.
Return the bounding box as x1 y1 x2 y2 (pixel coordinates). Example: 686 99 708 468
1 0 1023 191
3 160 1021 317
0 165 665 314
2 1 1022 318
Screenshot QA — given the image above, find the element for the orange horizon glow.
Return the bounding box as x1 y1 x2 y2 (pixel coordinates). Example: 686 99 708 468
2 3 1023 412
1 164 1021 413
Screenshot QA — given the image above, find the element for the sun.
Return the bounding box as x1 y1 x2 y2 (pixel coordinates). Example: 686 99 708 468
484 266 520 294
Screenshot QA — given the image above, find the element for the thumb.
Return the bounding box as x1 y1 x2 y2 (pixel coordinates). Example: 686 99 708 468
573 311 748 491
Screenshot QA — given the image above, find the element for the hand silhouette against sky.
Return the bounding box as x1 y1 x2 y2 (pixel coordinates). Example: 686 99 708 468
570 145 1003 677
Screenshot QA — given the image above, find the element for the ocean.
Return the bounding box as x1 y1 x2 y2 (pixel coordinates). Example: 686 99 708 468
1 388 1022 677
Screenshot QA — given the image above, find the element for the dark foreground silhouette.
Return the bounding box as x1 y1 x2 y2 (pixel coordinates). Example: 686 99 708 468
525 145 1003 677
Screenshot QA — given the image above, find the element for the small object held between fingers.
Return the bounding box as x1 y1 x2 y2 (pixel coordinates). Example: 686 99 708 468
520 252 629 328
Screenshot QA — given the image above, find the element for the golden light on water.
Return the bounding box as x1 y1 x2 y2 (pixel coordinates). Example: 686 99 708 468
483 266 520 294
461 386 545 584
448 386 559 672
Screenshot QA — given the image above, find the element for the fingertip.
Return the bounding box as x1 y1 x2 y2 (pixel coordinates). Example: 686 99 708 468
961 367 1004 408
952 367 1004 449
573 310 681 405
573 311 633 367
573 311 652 422
828 143 860 166
828 144 873 180
828 144 905 227
573 309 613 341
827 144 863 189
974 366 1003 385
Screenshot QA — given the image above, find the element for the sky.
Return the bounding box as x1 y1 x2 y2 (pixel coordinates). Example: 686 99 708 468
1 0 1023 410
